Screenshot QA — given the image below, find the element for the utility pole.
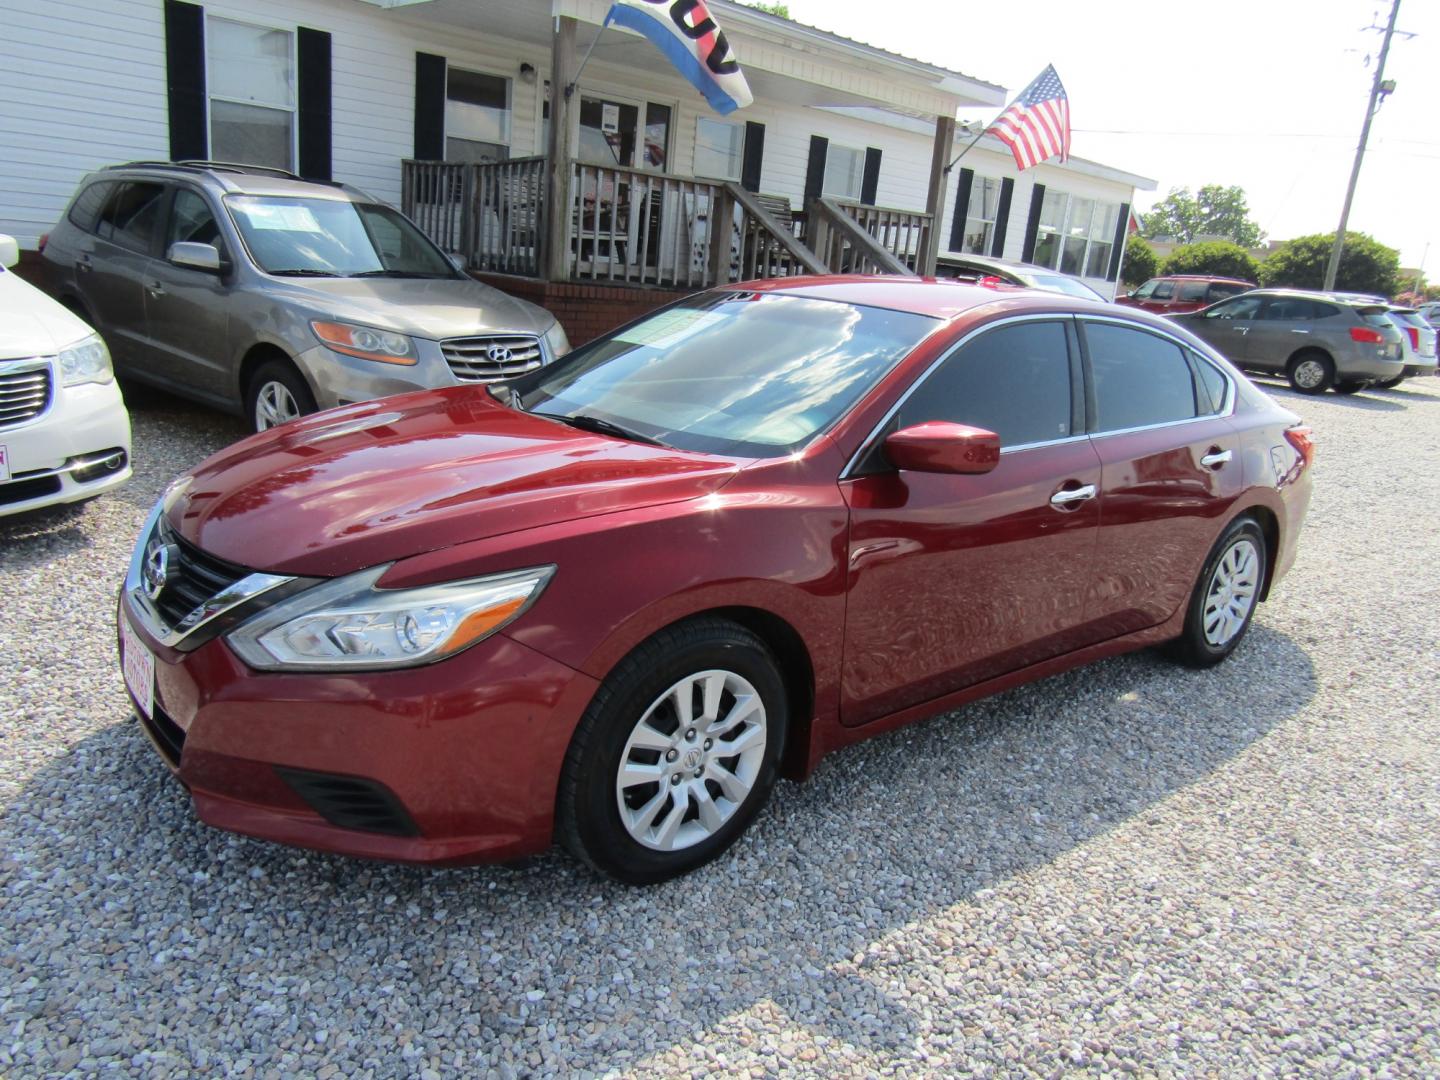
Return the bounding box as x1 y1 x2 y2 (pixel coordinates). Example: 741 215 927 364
1323 0 1401 291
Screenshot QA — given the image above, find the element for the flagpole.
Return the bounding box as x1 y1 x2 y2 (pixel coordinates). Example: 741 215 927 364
567 7 615 100
943 123 993 174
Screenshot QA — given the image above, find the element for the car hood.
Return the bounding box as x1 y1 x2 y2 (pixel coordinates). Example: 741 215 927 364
281 276 555 339
0 269 93 359
167 388 742 577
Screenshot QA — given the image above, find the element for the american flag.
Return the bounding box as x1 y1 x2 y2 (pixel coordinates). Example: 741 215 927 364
988 65 1071 171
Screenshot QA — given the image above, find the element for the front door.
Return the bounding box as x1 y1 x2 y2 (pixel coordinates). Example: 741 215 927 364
1078 319 1245 637
1239 294 1330 376
840 319 1102 727
1184 293 1263 367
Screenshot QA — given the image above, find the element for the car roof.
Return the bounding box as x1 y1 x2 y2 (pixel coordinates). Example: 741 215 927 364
97 161 372 201
736 275 1105 319
1154 274 1255 284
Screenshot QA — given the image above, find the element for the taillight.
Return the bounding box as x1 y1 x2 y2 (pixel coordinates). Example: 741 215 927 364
1349 326 1385 344
1284 426 1315 469
1405 326 1420 350
37 233 48 254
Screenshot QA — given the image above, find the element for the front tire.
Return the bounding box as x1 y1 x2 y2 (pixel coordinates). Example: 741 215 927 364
556 618 788 884
246 359 316 432
1164 515 1267 669
1287 351 1334 395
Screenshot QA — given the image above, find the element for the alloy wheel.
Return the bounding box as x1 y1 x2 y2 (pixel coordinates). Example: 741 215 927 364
255 381 301 429
614 669 767 852
1292 359 1326 390
1203 538 1260 646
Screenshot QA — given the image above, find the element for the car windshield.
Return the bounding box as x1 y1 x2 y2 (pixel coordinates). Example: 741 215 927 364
225 196 458 278
1023 272 1105 301
509 292 936 457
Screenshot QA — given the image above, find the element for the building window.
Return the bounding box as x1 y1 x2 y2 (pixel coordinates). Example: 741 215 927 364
446 67 511 163
1032 190 1118 278
823 144 865 200
962 176 1001 254
694 118 743 181
207 17 295 171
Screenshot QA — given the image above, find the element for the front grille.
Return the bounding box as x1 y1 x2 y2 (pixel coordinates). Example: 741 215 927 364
0 364 52 429
151 518 250 630
139 703 186 768
441 335 544 382
276 767 420 837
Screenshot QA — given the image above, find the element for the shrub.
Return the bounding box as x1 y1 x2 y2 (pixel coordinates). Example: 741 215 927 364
1160 241 1259 283
1120 234 1159 286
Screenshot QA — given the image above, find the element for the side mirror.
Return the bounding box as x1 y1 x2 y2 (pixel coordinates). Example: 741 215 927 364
168 241 222 273
884 421 1001 475
0 234 19 269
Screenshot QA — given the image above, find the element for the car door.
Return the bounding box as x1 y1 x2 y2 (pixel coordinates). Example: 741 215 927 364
1139 279 1175 313
79 180 167 371
1180 293 1263 365
1079 319 1245 638
839 318 1103 727
1242 295 1324 375
143 186 235 401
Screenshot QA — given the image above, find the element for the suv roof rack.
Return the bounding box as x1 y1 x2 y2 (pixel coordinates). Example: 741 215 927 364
109 160 304 181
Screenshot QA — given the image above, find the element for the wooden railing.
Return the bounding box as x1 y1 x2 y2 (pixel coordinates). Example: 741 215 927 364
401 157 546 277
807 197 929 275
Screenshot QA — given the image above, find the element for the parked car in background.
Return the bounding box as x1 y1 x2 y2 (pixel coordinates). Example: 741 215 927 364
1172 289 1404 394
1378 308 1438 386
41 162 569 433
1118 274 1256 315
933 254 1107 301
1415 301 1440 328
0 234 130 517
117 277 1313 883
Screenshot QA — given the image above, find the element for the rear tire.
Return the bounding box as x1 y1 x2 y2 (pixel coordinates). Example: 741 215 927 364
246 359 316 432
1286 351 1334 395
1332 380 1366 395
1164 515 1267 669
556 618 788 885
1376 375 1405 389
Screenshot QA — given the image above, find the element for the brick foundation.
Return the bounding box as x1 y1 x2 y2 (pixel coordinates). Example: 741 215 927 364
472 273 690 346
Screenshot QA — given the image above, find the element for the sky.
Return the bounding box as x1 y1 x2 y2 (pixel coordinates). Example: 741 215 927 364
766 0 1437 274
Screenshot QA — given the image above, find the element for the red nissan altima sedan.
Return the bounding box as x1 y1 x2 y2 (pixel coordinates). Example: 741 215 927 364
117 277 1313 883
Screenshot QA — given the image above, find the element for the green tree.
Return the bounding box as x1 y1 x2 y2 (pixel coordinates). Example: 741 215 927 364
1259 232 1401 296
1160 241 1260 283
744 2 791 16
1141 184 1265 247
1121 234 1159 286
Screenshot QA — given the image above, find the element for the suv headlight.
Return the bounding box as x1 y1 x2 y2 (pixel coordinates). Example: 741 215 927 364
226 564 553 671
543 320 571 361
58 334 113 386
311 320 417 366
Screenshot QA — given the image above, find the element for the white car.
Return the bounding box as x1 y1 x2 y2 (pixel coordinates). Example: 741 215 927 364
1 234 131 517
1383 307 1439 387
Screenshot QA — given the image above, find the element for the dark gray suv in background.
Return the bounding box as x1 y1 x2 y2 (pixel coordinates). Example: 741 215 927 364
41 162 568 430
1172 289 1404 395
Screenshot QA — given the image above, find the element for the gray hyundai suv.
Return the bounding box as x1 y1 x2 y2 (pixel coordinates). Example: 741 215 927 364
41 162 568 430
1171 289 1404 395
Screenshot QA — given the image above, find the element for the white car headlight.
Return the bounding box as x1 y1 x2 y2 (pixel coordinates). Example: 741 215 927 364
226 564 554 671
58 333 113 386
544 320 571 361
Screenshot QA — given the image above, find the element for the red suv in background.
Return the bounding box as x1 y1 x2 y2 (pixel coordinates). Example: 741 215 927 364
1119 275 1256 314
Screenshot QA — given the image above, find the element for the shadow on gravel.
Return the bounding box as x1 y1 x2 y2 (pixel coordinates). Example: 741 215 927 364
0 622 1316 1071
1248 377 1421 412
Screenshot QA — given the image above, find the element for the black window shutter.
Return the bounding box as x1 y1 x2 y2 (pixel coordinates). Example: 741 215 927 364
860 147 882 205
1021 182 1046 262
414 52 447 160
803 135 828 205
297 28 332 180
1107 202 1131 281
990 177 1014 258
164 0 207 161
741 121 765 193
948 167 974 252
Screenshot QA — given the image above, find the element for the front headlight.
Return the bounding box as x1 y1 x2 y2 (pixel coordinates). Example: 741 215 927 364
543 320 571 361
58 333 113 386
311 320 417 366
226 564 554 671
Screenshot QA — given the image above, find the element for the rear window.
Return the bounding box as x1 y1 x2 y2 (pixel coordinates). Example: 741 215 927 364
1207 282 1250 301
95 181 167 254
1084 322 1199 432
67 181 118 233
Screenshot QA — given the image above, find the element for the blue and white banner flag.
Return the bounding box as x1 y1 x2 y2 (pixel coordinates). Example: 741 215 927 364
607 1 753 115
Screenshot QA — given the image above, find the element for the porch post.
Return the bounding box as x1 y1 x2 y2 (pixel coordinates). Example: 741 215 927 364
544 15 578 282
919 114 956 276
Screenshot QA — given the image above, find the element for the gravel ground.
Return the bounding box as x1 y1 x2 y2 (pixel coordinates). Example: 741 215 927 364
2 376 1438 1078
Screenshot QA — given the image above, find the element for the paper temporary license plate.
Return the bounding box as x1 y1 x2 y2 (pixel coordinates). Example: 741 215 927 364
0 445 9 483
120 615 155 719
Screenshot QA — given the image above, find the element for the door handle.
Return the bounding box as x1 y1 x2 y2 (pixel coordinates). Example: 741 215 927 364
146 281 165 297
1290 329 1310 335
1049 483 1097 509
76 256 92 274
1200 448 1232 469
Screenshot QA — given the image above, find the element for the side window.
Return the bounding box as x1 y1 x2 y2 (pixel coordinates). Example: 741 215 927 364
1309 301 1340 320
1150 281 1176 300
1207 282 1248 302
95 182 167 254
897 321 1073 448
1205 295 1263 320
1261 297 1325 321
1132 279 1158 299
1191 352 1229 414
67 181 117 233
1084 322 1198 432
1177 281 1209 302
166 189 222 252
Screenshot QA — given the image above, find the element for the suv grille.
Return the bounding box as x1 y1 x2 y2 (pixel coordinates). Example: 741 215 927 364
0 364 52 429
441 335 544 382
152 518 251 630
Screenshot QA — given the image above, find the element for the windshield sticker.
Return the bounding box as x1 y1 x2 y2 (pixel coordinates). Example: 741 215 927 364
613 309 725 348
236 203 322 232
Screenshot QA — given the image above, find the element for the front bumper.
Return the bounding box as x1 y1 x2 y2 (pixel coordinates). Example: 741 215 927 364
1 376 131 517
118 597 599 864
